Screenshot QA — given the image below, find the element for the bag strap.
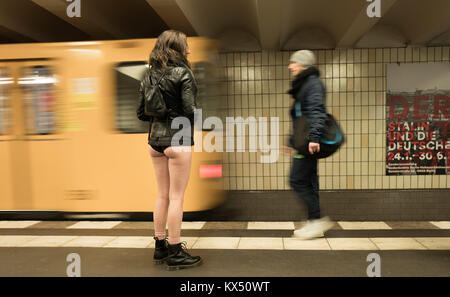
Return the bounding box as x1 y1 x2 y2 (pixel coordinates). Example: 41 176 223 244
156 70 166 85
150 66 173 137
149 66 169 114
149 65 167 86
294 101 302 117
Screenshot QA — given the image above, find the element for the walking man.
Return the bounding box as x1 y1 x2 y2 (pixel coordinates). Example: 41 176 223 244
283 50 334 239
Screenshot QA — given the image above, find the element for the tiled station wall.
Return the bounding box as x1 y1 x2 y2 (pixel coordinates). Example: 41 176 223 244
218 47 450 191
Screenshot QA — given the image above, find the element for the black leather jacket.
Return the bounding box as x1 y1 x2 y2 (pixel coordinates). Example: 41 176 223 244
137 60 198 146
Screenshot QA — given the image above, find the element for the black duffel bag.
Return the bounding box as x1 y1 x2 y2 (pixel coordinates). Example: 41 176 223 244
293 103 344 159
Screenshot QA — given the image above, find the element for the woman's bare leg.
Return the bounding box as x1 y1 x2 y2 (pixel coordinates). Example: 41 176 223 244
164 146 192 245
149 146 170 240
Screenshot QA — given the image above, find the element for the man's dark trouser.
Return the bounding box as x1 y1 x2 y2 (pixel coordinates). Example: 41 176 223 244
289 156 320 220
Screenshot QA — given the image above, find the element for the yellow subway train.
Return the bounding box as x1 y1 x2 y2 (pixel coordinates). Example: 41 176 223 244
0 37 225 217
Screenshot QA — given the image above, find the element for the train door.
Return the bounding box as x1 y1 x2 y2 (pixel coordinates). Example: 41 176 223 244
0 60 62 210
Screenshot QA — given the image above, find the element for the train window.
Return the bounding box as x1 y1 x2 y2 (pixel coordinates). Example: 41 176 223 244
18 66 58 135
192 61 226 128
0 67 13 135
114 61 149 133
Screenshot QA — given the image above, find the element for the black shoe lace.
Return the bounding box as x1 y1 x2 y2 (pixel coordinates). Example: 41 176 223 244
180 241 188 249
179 241 191 256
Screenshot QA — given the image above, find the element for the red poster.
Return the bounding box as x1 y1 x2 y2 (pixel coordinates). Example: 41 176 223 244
386 92 450 175
386 63 450 175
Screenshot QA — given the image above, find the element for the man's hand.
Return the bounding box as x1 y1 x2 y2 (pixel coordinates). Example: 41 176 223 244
309 142 320 155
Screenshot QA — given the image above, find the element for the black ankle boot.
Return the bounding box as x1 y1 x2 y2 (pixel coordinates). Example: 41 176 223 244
166 242 202 270
153 237 169 264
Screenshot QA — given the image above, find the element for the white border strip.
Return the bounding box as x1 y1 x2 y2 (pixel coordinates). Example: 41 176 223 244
0 236 448 250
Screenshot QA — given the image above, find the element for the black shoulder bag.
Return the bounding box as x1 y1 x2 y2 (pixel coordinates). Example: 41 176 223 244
293 101 345 159
144 68 169 120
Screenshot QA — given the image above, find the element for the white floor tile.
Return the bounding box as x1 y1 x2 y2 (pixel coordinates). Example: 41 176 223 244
21 236 78 247
327 238 379 250
238 237 283 250
414 237 450 250
247 222 295 230
192 237 240 249
430 221 450 229
0 221 41 229
283 238 331 250
370 238 427 250
61 236 118 247
67 221 122 229
338 221 392 230
180 222 206 230
0 236 38 247
104 237 153 248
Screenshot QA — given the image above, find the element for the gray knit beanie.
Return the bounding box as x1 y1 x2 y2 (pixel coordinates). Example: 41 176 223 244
290 50 316 67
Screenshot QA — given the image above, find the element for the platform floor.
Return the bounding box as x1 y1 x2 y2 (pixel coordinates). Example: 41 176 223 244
0 220 449 277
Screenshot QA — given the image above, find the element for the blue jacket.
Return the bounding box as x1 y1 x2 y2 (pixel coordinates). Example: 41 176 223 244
288 66 327 145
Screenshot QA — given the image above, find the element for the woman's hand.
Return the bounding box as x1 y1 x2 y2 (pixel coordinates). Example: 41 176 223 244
280 145 295 155
309 142 320 155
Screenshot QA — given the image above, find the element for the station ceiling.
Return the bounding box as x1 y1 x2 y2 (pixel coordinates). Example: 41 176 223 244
0 0 449 51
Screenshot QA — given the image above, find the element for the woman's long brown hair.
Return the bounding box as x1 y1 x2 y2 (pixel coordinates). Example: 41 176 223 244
149 30 190 70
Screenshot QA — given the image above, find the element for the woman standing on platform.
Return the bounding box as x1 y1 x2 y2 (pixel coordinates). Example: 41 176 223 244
137 30 201 270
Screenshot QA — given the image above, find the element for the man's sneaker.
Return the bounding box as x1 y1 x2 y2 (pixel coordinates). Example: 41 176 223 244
292 217 334 240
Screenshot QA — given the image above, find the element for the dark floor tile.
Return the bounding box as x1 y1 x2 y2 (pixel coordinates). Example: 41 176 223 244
385 221 439 229
114 222 154 229
28 221 79 229
202 222 248 230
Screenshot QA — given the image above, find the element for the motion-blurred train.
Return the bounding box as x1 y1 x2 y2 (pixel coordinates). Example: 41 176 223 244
0 38 226 218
